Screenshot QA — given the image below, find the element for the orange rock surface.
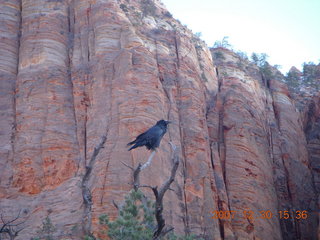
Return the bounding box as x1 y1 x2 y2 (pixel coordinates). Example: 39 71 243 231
0 1 318 239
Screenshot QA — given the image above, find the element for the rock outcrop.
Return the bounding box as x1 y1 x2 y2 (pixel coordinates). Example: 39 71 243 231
0 0 318 239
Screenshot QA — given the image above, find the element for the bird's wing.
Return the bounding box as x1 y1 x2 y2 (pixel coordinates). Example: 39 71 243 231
143 125 165 149
135 131 147 140
127 132 144 146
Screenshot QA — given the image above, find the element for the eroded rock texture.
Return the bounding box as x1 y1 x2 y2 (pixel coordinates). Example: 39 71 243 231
0 0 318 239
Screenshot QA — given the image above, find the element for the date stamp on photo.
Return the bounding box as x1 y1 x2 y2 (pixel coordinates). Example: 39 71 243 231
211 210 309 220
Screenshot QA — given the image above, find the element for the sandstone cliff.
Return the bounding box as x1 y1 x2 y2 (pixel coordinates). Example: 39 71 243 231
0 0 318 239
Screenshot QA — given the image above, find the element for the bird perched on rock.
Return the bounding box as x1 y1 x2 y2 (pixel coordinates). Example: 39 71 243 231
127 120 171 151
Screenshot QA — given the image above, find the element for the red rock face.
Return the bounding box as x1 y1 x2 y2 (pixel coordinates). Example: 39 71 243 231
0 1 318 239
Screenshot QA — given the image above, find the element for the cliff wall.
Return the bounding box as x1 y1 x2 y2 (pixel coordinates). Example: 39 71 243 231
0 0 318 239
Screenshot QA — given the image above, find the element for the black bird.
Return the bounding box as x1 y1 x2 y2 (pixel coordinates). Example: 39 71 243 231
127 120 171 151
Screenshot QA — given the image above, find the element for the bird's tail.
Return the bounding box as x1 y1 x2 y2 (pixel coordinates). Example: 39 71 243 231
127 140 135 146
128 144 138 151
127 140 137 151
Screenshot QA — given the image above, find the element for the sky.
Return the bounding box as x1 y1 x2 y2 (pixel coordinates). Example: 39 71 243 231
161 0 320 73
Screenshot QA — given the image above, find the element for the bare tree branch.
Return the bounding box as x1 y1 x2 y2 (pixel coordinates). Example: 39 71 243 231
133 163 142 191
82 134 108 236
119 142 179 239
158 226 174 239
141 150 156 170
0 210 28 240
121 161 134 170
112 200 119 210
139 184 155 189
153 144 179 239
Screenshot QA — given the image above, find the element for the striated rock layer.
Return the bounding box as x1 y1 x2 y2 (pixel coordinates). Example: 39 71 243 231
0 0 318 239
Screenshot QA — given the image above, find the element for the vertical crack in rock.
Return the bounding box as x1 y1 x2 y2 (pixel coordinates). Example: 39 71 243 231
11 0 22 166
174 32 180 68
67 1 81 173
216 70 227 183
265 101 275 161
209 143 227 240
81 134 108 236
272 101 281 130
84 2 92 167
100 160 110 205
268 85 318 239
154 38 172 126
99 65 116 205
212 67 232 239
303 98 320 237
173 33 189 233
86 3 92 62
16 0 22 74
269 90 295 239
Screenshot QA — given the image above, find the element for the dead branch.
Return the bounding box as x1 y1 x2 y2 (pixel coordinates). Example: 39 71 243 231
121 161 142 191
141 150 156 170
121 142 179 239
120 161 134 170
133 163 142 191
112 200 119 210
152 145 179 239
82 134 108 236
0 210 28 240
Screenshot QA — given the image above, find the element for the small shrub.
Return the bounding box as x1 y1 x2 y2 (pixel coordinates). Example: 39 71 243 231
303 62 319 88
260 63 273 80
99 189 155 240
141 0 156 17
213 51 225 60
285 70 301 91
99 189 203 240
195 32 202 38
150 28 161 35
201 72 208 82
32 216 57 240
250 52 268 68
237 60 245 70
120 4 129 12
213 36 232 49
164 11 172 18
236 51 248 60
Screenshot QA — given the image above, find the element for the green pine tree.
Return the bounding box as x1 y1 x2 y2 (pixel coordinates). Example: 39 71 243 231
32 216 57 240
99 189 203 240
99 189 155 240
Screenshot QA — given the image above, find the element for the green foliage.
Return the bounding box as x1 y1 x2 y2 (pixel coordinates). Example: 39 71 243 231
195 32 202 38
250 52 276 81
99 189 155 240
141 0 156 17
99 189 203 240
303 62 319 89
213 51 225 60
32 216 57 240
166 232 203 240
201 72 208 82
236 60 245 70
236 51 248 60
213 36 232 49
120 4 129 12
251 52 268 67
260 63 273 80
84 236 95 240
283 62 320 93
164 11 172 18
236 51 249 70
285 70 301 91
